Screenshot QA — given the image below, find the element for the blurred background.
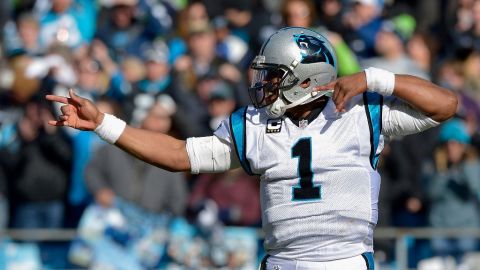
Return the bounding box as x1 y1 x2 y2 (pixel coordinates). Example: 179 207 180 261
0 0 480 269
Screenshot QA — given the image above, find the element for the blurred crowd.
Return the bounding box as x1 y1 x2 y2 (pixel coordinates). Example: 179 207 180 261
1 0 480 269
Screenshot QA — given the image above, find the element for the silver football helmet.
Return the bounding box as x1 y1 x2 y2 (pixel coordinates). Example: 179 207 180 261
249 27 337 118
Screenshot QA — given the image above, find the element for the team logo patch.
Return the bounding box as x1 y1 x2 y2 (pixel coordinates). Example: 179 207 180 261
293 34 335 66
266 119 283 133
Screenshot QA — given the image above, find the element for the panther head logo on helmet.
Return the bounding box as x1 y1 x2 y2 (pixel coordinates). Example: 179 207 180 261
293 33 335 66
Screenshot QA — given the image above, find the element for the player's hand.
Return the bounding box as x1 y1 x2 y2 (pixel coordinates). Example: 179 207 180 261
46 89 103 131
315 71 367 112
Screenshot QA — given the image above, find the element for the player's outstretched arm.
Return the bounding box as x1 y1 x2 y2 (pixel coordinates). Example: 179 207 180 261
46 89 191 172
316 69 457 122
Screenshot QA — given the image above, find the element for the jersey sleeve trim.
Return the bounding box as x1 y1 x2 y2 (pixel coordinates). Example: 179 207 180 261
361 252 375 270
363 92 383 170
229 107 255 175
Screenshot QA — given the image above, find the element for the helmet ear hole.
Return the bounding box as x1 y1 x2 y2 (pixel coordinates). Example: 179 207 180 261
300 78 311 88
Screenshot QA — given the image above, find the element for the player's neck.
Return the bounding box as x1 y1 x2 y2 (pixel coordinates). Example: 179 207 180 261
286 97 329 120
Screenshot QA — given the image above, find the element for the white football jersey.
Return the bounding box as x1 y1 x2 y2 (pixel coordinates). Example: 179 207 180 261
213 93 385 261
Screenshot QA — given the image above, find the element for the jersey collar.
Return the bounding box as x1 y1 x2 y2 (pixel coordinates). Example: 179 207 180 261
288 100 328 127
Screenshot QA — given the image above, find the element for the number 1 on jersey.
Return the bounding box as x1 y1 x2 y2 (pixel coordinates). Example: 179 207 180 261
292 138 321 200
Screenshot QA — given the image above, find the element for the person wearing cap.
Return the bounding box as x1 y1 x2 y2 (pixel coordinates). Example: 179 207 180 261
343 0 384 59
213 16 250 68
115 40 175 123
183 22 244 85
137 41 171 94
95 0 143 61
361 17 429 80
207 80 237 131
425 119 480 261
171 22 248 138
95 0 171 62
182 22 221 79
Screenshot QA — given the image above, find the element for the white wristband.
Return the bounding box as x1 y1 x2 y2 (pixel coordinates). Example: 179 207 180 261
94 113 126 144
364 67 395 96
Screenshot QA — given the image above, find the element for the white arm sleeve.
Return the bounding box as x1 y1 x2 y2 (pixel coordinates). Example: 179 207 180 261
186 136 240 174
382 97 440 137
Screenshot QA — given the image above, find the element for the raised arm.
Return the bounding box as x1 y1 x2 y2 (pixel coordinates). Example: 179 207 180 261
316 69 458 122
390 74 457 122
46 89 191 172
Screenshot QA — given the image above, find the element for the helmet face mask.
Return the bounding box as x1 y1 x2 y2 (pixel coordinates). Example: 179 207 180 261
248 62 299 108
247 27 337 117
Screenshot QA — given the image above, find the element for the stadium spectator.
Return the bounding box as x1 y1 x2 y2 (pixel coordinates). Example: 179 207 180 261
212 16 251 68
36 0 97 51
316 0 346 35
95 0 169 62
172 23 245 137
437 59 480 133
424 119 480 260
174 23 240 83
342 0 384 59
448 0 480 53
361 18 429 79
3 13 43 57
0 56 38 232
113 40 175 122
188 168 261 227
462 51 480 102
170 1 210 64
95 0 143 61
447 0 476 35
223 1 255 46
206 80 237 131
89 39 145 102
173 76 226 138
8 100 71 229
281 0 318 30
85 96 187 215
406 31 438 75
0 0 11 36
176 1 210 41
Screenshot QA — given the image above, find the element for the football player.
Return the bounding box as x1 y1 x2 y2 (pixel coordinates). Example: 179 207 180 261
47 27 456 269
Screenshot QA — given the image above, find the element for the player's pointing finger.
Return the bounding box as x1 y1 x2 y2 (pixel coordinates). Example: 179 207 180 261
48 120 65 126
314 81 336 91
45 94 68 104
